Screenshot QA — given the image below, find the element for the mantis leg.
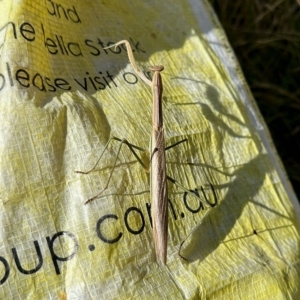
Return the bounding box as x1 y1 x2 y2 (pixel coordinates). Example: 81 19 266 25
76 136 148 204
165 138 188 151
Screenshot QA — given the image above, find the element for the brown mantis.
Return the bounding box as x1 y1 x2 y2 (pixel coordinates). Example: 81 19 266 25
76 40 216 264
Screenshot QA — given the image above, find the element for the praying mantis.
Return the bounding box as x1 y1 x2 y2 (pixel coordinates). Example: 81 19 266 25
76 40 216 264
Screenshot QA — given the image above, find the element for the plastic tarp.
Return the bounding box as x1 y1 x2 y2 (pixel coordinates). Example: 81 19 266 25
0 0 299 298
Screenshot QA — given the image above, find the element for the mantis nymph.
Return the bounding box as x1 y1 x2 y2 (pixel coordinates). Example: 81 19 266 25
76 40 216 264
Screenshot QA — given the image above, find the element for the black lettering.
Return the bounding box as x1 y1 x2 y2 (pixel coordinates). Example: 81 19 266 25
6 62 14 86
201 185 218 207
168 198 177 220
105 71 117 87
56 4 68 20
74 78 87 90
96 214 122 244
183 189 204 213
94 76 106 90
123 72 138 84
0 74 5 91
87 72 97 90
85 39 100 56
102 75 110 88
0 22 17 39
12 241 43 275
67 6 81 23
146 203 152 227
55 78 71 90
19 22 35 42
45 77 56 92
56 35 68 55
46 231 78 275
130 37 146 53
46 0 56 15
41 23 58 55
16 69 30 88
46 1 81 23
68 42 82 56
97 38 108 54
124 207 145 235
45 38 58 54
32 73 46 91
0 256 10 285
